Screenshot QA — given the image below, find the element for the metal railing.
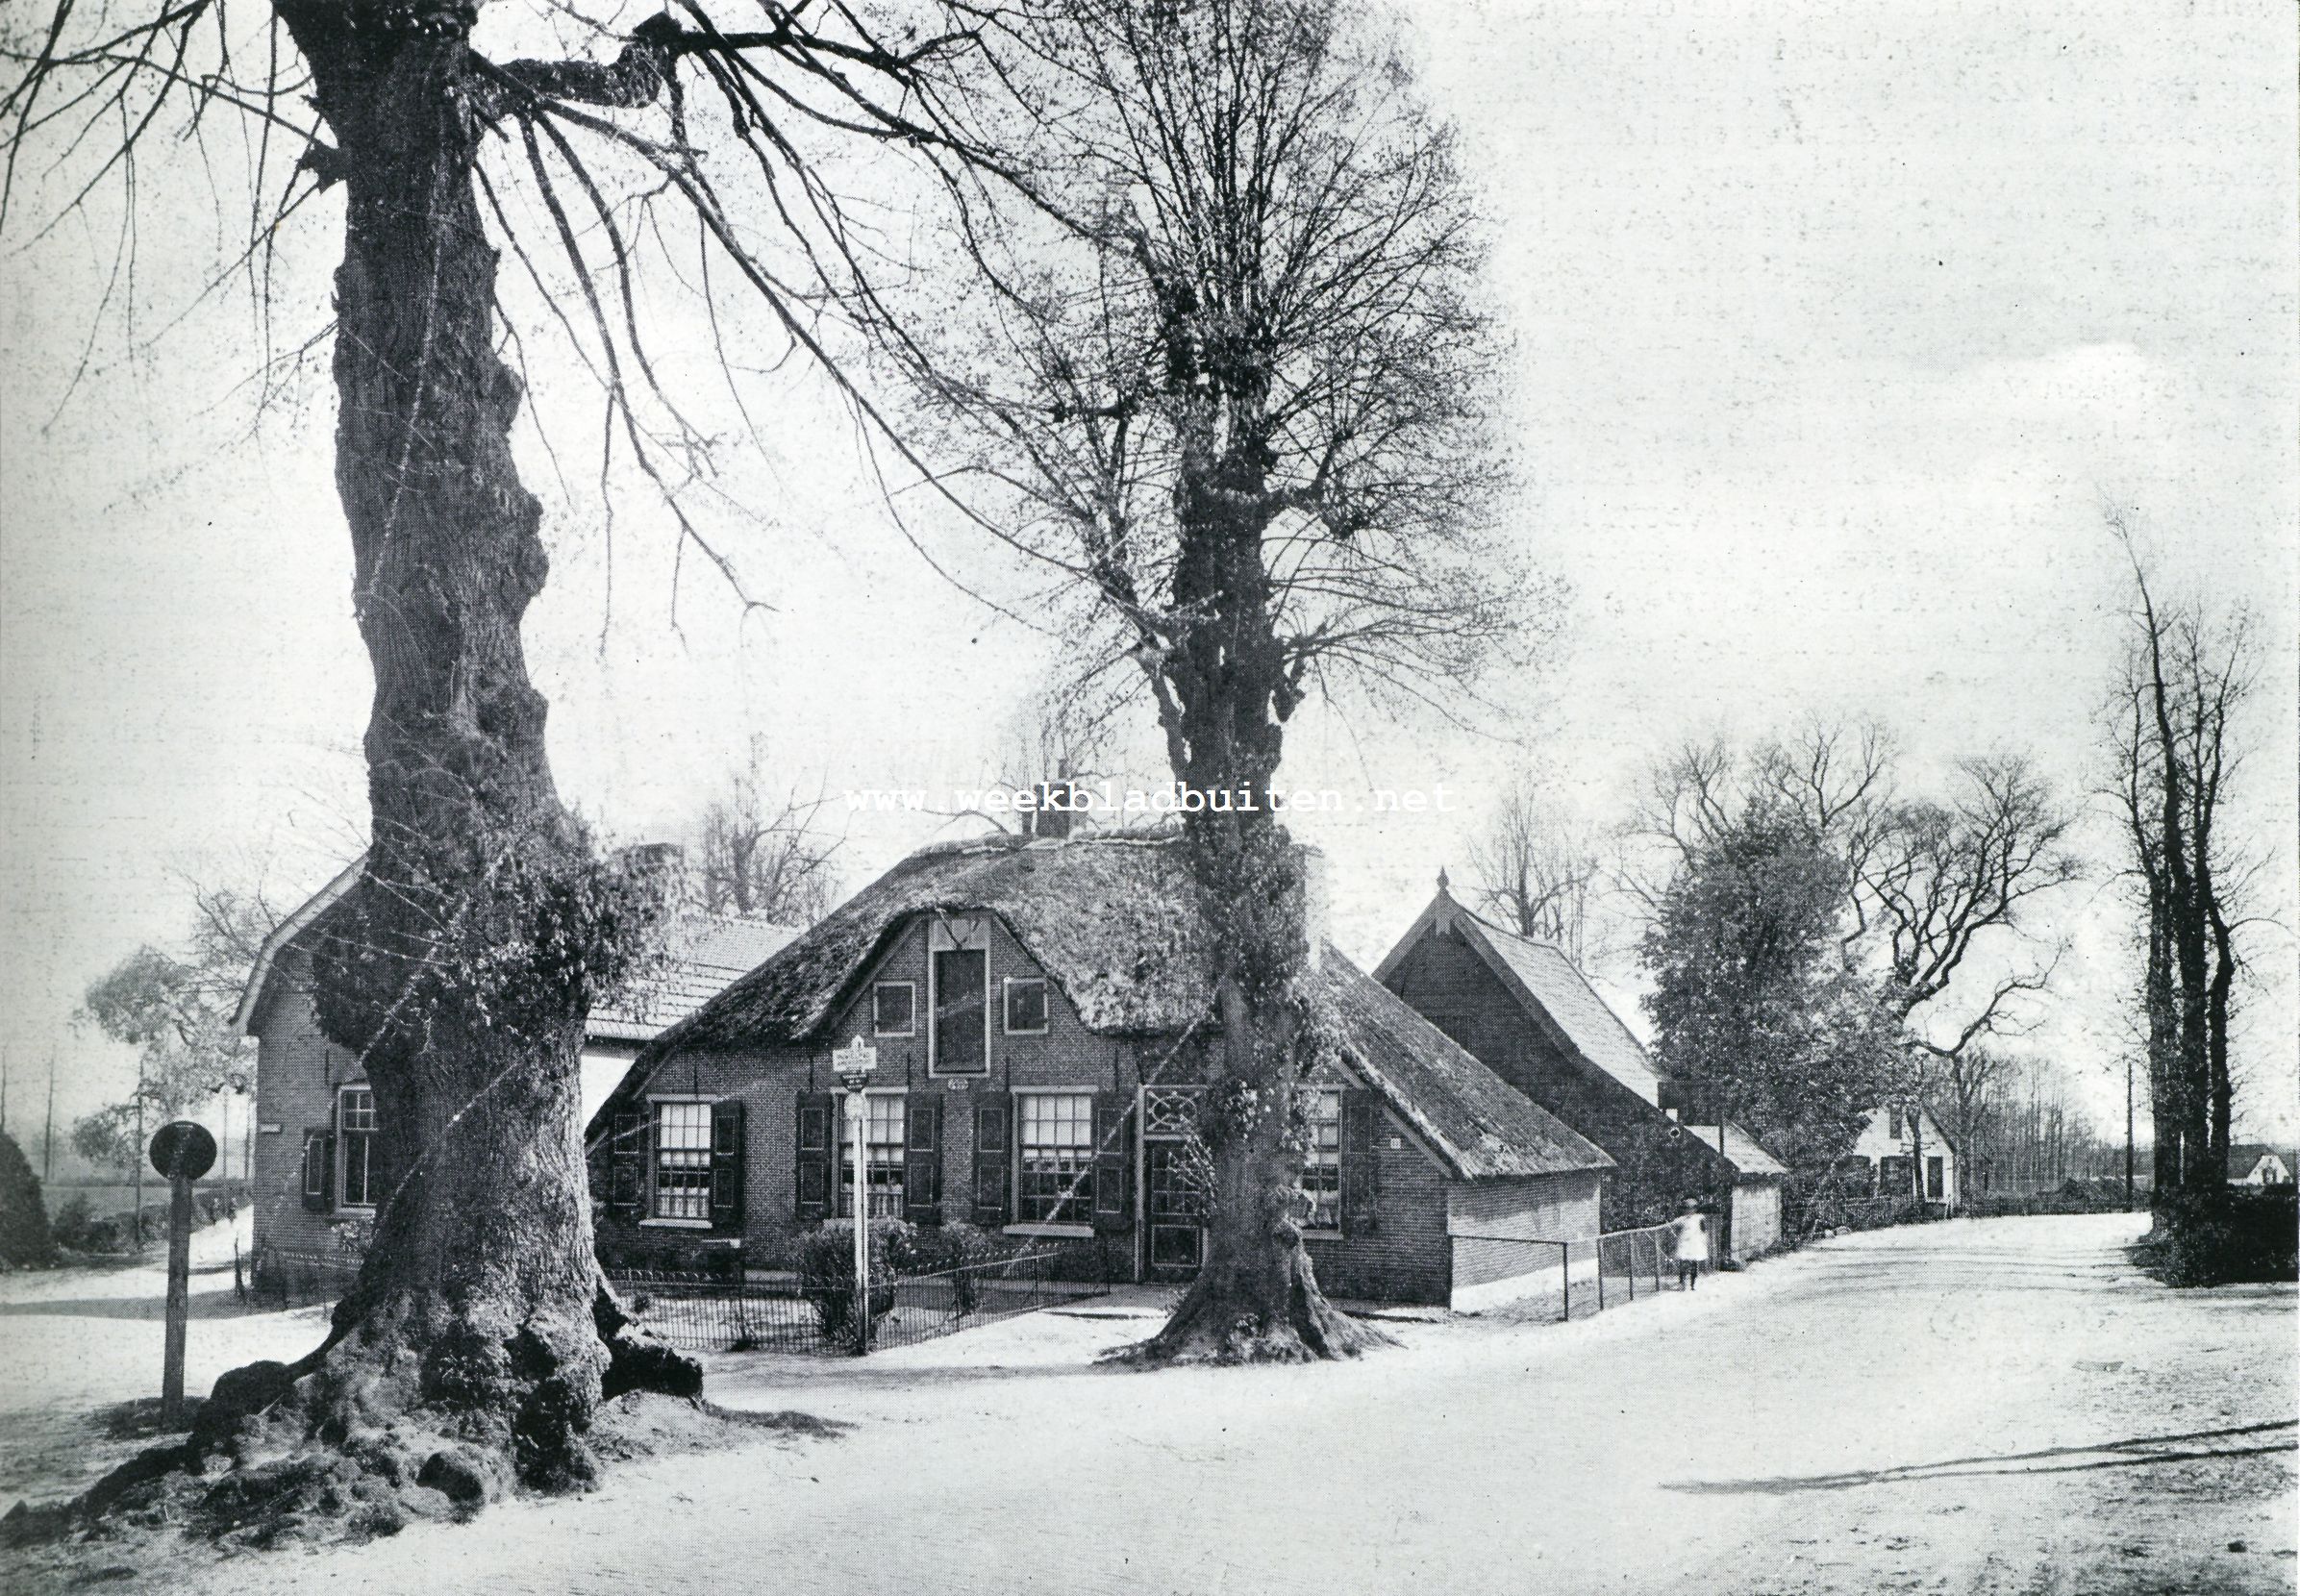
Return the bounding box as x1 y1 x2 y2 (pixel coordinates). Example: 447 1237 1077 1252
1452 1222 1717 1322
610 1237 1117 1357
239 1243 362 1309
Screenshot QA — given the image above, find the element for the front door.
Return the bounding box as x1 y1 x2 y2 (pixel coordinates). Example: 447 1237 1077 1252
1139 1086 1207 1282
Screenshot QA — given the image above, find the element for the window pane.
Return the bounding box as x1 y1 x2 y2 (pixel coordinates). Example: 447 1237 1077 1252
1017 1093 1095 1223
874 983 913 1035
934 949 987 1072
655 1102 713 1220
838 1095 909 1218
1005 979 1048 1034
339 1089 377 1208
1300 1089 1342 1230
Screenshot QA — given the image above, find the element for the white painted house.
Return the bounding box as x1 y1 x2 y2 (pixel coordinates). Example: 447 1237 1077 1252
2228 1145 2295 1186
1847 1104 1959 1209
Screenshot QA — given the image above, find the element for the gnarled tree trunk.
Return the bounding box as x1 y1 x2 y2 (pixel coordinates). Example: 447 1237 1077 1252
1123 445 1386 1366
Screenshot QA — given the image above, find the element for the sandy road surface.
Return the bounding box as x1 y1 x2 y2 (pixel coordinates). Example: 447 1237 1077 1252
5 1212 2292 1594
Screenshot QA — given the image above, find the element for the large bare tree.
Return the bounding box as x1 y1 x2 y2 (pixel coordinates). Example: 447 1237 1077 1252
890 0 1520 1361
1465 774 1603 965
2106 533 2261 1193
3 0 1007 1536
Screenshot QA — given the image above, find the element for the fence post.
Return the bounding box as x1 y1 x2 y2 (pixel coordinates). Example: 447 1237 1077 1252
1599 1235 1609 1311
1558 1241 1570 1324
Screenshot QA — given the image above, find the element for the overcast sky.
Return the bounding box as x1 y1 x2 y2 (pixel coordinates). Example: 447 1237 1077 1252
3 0 2293 1155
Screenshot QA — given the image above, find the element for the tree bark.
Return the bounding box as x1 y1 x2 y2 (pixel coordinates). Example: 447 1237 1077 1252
1120 426 1386 1366
33 6 702 1537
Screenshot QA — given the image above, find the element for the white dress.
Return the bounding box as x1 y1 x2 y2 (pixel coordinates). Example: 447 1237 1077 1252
1668 1214 1708 1264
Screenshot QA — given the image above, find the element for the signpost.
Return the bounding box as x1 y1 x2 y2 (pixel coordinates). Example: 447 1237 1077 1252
148 1119 217 1424
830 1035 878 1354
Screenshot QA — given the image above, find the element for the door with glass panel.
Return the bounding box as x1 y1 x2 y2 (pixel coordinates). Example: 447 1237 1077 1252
1139 1085 1208 1281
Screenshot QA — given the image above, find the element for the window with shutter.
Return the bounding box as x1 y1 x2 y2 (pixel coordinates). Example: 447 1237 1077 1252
652 1101 713 1222
710 1099 746 1228
1091 1094 1135 1233
608 1109 645 1212
971 1097 1012 1225
337 1086 377 1209
301 1129 333 1212
1300 1088 1343 1231
795 1094 832 1222
903 1100 943 1225
837 1093 907 1219
1338 1089 1378 1235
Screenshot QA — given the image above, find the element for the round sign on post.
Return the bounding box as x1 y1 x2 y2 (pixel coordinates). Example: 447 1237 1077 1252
149 1120 218 1182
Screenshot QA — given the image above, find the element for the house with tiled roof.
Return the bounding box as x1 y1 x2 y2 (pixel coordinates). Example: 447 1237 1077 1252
1375 875 1787 1260
236 852 797 1266
588 830 1612 1309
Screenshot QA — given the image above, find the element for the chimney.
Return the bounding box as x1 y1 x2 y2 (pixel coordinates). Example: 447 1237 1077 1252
612 841 689 913
1032 782 1075 840
1300 845 1329 968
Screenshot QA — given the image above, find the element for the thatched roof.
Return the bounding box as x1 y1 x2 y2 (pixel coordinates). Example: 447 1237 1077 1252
631 832 1610 1183
1316 957 1612 1181
1375 885 1665 1105
658 832 1214 1052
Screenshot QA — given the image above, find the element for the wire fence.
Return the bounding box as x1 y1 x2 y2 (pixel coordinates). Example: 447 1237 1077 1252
238 1243 363 1310
611 1237 1119 1357
1451 1222 1711 1322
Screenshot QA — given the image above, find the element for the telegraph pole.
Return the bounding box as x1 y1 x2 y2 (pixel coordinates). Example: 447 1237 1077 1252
42 1052 56 1183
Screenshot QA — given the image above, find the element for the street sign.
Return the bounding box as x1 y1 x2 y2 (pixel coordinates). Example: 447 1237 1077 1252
830 1035 879 1085
149 1120 217 1182
147 1121 215 1425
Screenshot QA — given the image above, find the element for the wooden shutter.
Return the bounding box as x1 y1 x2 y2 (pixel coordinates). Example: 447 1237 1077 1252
903 1099 943 1226
301 1129 333 1212
795 1094 832 1222
971 1096 1012 1226
1091 1094 1135 1234
1339 1089 1379 1235
710 1099 746 1228
607 1108 645 1213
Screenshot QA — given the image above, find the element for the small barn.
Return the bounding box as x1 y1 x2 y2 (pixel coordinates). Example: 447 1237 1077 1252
1375 876 1787 1261
237 854 796 1262
588 832 1612 1310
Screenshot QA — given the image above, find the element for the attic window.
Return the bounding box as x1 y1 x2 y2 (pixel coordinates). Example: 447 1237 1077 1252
873 982 914 1037
1004 977 1048 1035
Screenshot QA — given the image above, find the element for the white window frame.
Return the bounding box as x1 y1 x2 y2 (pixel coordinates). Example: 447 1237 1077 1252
1298 1086 1343 1237
336 1085 378 1212
835 1087 910 1220
872 980 916 1038
1002 976 1049 1036
641 1094 715 1230
1010 1089 1096 1234
926 915 991 1078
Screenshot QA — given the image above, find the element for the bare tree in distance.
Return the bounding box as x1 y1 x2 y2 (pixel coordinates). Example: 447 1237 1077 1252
694 739 842 924
1466 773 1603 966
3 0 1030 1535
888 0 1529 1361
2104 521 2263 1194
1634 721 2082 1195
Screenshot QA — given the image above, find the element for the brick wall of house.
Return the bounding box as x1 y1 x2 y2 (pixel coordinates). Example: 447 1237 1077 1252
1306 1114 1451 1306
592 910 1489 1305
249 953 371 1259
1384 930 1724 1230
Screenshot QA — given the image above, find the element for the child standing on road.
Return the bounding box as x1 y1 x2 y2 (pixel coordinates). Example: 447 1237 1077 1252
1667 1199 1709 1290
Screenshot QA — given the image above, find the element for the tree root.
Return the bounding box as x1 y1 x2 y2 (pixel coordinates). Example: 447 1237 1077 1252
1107 1255 1397 1367
1 1286 702 1552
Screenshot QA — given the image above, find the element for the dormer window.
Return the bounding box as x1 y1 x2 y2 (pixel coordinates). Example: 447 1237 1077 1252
929 916 989 1075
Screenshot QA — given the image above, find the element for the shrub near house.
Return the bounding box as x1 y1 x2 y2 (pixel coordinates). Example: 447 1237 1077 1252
589 832 1613 1310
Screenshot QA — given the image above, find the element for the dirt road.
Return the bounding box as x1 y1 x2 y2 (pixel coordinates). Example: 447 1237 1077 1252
10 1213 2294 1594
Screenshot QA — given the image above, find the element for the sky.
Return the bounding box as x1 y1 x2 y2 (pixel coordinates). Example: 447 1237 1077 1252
2 0 2293 1159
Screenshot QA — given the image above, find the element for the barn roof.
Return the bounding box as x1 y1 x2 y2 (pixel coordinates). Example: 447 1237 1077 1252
588 914 802 1041
624 831 1611 1183
1676 1125 1789 1179
1317 956 1612 1181
1374 885 1665 1106
238 853 797 1048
